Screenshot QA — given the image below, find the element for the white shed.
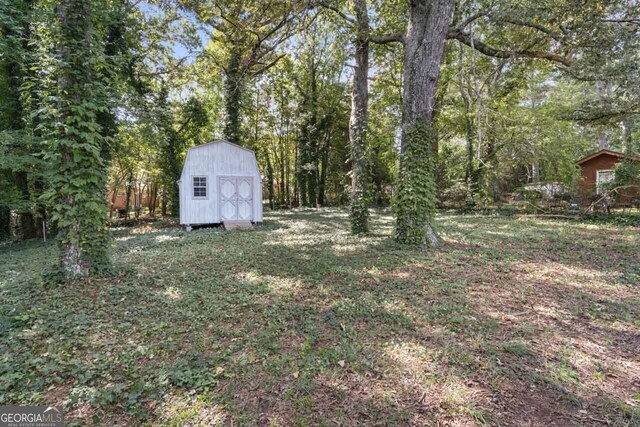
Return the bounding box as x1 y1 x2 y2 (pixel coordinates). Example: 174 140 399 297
178 140 263 226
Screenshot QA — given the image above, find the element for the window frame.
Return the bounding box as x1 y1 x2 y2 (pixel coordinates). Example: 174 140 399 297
192 175 208 200
596 169 615 195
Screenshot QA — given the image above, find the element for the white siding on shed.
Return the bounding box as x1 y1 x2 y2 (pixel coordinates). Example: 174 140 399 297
179 140 263 225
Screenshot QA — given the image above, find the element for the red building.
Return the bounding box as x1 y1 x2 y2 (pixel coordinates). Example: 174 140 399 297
577 149 640 204
107 187 151 214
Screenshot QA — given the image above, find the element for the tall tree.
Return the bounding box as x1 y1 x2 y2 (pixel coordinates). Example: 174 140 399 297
156 87 209 216
296 47 320 207
0 0 42 239
348 0 370 233
48 0 112 275
393 0 455 246
316 0 401 233
197 0 306 145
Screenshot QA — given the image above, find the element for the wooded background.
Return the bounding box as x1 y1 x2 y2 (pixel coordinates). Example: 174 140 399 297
1 0 639 276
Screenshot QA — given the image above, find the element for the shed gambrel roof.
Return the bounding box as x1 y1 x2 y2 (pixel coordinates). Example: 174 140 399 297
177 139 258 184
187 139 256 154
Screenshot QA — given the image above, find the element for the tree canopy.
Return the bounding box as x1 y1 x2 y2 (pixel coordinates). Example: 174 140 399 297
1 0 639 275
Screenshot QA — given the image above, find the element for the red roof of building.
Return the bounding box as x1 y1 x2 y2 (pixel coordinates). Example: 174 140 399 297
577 149 640 165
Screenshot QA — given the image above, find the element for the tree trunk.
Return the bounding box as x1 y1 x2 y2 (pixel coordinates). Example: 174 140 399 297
622 118 636 153
597 129 610 150
224 49 243 145
15 171 37 239
265 150 275 210
109 185 118 219
395 0 454 247
278 138 286 205
318 129 330 206
596 80 611 150
55 0 111 277
306 64 319 208
33 177 46 238
296 146 307 207
297 60 320 208
109 179 120 218
463 95 476 205
161 190 168 216
58 0 87 275
458 47 476 206
124 172 133 219
148 182 158 217
4 14 37 239
483 135 500 201
0 207 10 240
531 161 540 183
349 0 370 233
285 129 291 206
293 144 300 206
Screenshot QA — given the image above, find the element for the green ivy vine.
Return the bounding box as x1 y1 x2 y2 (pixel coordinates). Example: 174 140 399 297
38 0 113 276
393 119 438 246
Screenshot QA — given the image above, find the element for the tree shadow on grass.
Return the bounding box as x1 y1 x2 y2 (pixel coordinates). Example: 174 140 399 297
1 209 639 425
150 210 639 425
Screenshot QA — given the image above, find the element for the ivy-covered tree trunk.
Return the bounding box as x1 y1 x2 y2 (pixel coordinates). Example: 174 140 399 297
224 50 243 145
348 0 370 234
394 0 454 247
53 0 110 276
394 121 438 245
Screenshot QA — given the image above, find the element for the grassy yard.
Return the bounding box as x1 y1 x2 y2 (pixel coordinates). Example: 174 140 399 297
1 209 639 426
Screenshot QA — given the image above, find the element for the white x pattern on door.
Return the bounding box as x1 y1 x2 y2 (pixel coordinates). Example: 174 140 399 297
219 176 253 221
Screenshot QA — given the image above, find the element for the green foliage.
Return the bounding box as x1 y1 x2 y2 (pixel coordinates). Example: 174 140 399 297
600 138 640 198
155 88 209 217
367 42 401 206
3 0 639 256
194 0 307 146
611 159 640 190
166 357 219 390
0 131 45 212
29 0 118 275
1 210 639 424
223 50 243 144
350 189 369 234
393 120 437 245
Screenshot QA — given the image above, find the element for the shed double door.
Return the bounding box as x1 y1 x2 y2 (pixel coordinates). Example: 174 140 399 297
219 176 253 221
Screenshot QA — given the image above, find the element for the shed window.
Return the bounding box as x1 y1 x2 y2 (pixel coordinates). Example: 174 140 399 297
596 170 614 194
193 176 207 198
